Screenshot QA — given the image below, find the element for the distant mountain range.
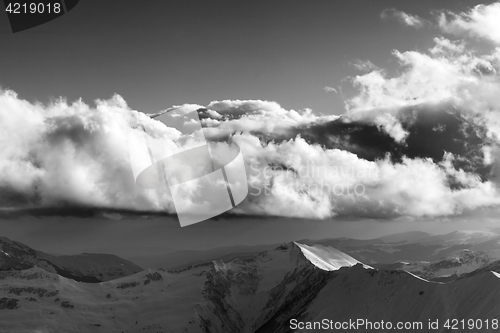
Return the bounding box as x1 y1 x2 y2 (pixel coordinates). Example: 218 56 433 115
130 230 500 279
122 231 437 269
3 231 500 332
2 238 500 332
0 237 142 282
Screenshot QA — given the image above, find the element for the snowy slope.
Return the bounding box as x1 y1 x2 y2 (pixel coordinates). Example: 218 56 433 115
299 266 500 333
2 241 500 333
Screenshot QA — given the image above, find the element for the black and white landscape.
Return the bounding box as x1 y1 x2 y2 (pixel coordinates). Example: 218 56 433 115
3 230 500 332
2 0 500 332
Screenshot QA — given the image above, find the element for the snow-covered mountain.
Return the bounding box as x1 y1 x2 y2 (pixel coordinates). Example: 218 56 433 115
0 241 369 332
304 230 500 265
2 240 500 332
0 237 142 282
189 242 372 333
399 249 493 280
296 264 500 333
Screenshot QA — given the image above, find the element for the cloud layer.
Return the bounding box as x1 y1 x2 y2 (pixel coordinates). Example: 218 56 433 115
381 8 426 28
2 3 500 221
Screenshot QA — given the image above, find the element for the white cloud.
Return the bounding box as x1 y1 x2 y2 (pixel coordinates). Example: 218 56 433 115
323 86 338 94
351 59 379 72
230 134 500 219
346 45 491 112
345 4 500 154
381 8 426 28
429 37 466 55
482 145 495 165
203 99 338 137
373 113 409 143
439 3 500 45
329 2 500 217
0 91 171 211
1 88 499 220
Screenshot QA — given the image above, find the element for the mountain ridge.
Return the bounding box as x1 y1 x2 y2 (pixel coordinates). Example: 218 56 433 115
3 239 500 332
0 236 142 283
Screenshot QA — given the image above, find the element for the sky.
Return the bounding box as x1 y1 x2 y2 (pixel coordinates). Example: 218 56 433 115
0 0 494 114
2 0 500 255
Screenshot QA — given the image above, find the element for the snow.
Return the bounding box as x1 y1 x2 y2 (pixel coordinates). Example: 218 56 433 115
404 270 431 282
294 242 373 271
403 270 444 284
491 271 500 279
3 240 500 333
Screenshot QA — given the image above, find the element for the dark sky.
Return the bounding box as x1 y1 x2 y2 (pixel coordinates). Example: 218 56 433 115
0 0 491 115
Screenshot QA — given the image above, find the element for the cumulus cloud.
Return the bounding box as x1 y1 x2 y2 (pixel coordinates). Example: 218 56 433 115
381 8 426 28
1 88 499 220
346 3 500 145
229 133 500 218
0 91 168 212
438 2 500 45
345 46 497 112
0 93 337 218
329 2 500 217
